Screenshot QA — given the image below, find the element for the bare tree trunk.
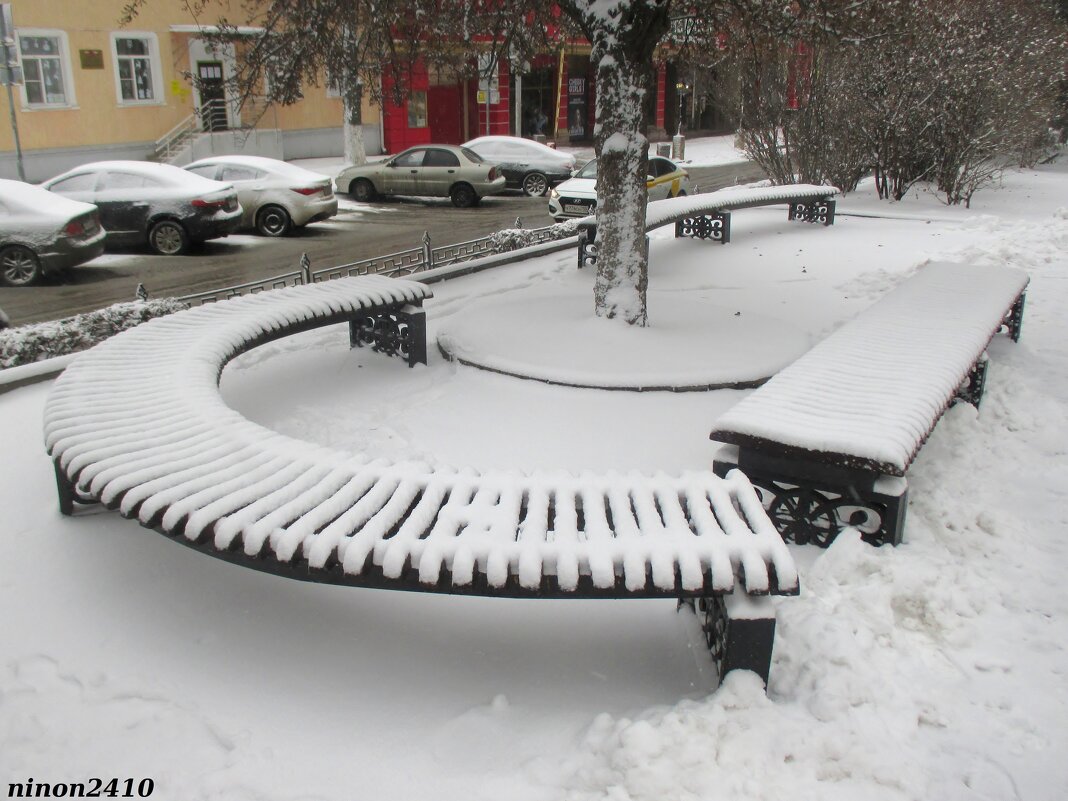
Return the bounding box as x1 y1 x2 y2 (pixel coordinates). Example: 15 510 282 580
344 82 367 165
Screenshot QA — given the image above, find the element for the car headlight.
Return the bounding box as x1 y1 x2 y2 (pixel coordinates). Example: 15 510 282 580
550 188 560 199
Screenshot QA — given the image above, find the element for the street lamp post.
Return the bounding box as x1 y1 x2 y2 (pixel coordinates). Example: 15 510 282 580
672 81 690 161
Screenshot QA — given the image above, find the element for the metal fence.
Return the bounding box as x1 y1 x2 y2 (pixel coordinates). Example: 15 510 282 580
177 219 571 307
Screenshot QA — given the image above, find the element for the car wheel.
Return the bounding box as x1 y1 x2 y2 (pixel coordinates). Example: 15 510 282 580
256 205 292 237
0 245 41 287
351 179 376 203
450 183 477 208
148 220 190 256
522 172 549 197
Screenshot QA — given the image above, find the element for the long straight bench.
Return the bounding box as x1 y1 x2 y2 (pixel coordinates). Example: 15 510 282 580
577 184 839 268
43 276 798 685
709 261 1028 547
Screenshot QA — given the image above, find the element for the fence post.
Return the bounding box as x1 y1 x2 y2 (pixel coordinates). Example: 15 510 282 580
422 231 432 270
300 252 311 284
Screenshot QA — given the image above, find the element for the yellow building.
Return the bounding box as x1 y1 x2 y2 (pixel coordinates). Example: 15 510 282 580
0 0 380 180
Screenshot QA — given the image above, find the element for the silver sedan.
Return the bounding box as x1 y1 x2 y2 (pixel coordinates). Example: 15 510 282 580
335 145 507 208
185 155 338 237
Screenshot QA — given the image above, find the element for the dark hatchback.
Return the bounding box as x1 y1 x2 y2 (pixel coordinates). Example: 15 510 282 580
42 161 241 255
462 136 576 197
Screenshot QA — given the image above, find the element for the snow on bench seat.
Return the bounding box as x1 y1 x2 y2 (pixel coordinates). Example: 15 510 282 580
43 276 797 600
711 261 1029 477
576 184 839 268
642 183 839 231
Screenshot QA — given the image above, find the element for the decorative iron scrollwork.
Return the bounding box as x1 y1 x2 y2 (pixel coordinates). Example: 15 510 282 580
747 475 899 548
1001 293 1025 342
578 227 598 269
788 199 836 225
349 305 427 367
674 212 731 243
953 358 988 408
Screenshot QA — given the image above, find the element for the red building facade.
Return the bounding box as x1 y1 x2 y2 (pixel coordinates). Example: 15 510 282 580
380 50 677 153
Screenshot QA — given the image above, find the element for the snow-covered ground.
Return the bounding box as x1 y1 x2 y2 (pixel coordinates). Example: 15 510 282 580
1 160 1066 800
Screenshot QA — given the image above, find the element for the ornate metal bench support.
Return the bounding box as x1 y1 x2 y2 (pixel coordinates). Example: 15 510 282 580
788 198 836 226
54 461 98 517
674 212 731 244
1003 292 1026 342
577 222 597 269
713 445 907 548
349 303 428 367
681 588 777 686
953 355 988 409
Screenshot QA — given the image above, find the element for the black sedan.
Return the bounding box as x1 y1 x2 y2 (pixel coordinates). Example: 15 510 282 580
462 136 576 197
42 161 241 255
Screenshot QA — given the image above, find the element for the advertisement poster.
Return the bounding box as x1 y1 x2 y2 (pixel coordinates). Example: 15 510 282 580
567 76 586 138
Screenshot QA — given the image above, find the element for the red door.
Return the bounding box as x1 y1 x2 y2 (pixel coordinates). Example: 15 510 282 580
428 85 463 144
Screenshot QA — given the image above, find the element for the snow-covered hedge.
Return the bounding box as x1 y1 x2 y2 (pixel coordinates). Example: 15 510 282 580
488 219 582 253
0 298 189 369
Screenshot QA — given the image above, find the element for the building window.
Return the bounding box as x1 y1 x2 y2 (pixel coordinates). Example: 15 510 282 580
110 33 162 104
407 91 427 128
17 30 74 108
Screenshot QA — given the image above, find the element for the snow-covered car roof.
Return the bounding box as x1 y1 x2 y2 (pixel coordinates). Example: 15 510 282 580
464 136 573 163
0 178 98 221
185 155 329 181
44 161 233 192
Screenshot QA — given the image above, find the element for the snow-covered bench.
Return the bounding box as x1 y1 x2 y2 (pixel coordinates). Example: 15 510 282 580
709 262 1028 547
577 184 839 268
43 276 799 686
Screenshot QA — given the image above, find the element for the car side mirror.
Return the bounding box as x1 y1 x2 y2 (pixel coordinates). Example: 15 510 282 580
386 161 397 168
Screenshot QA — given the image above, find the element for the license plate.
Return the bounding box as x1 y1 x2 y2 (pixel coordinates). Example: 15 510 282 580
564 203 592 214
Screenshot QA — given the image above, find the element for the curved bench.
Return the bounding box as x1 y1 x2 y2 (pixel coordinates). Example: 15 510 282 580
43 276 798 683
577 184 840 267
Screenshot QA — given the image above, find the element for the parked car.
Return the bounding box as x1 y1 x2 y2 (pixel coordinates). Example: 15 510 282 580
335 145 507 208
461 135 576 197
184 155 337 237
41 161 241 256
0 178 106 286
548 155 691 221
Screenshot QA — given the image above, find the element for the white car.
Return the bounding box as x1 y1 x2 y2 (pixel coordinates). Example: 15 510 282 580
185 155 338 237
0 179 106 286
462 135 576 197
548 155 691 221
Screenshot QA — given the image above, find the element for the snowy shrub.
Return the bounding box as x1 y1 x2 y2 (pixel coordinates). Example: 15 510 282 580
0 298 188 368
488 219 582 253
708 0 1067 205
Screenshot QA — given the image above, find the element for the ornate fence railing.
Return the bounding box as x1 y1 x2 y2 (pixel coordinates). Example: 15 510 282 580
176 218 579 307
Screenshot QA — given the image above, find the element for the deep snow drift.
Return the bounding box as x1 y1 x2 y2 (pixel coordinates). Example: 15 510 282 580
1 157 1066 800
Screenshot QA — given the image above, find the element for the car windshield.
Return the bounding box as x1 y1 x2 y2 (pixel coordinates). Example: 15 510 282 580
575 159 598 180
460 146 485 164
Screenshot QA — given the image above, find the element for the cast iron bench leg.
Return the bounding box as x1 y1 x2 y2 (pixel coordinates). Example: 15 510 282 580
788 198 836 226
348 303 427 367
577 224 597 269
1005 292 1026 342
713 447 908 548
953 355 988 409
682 589 777 686
674 212 731 243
